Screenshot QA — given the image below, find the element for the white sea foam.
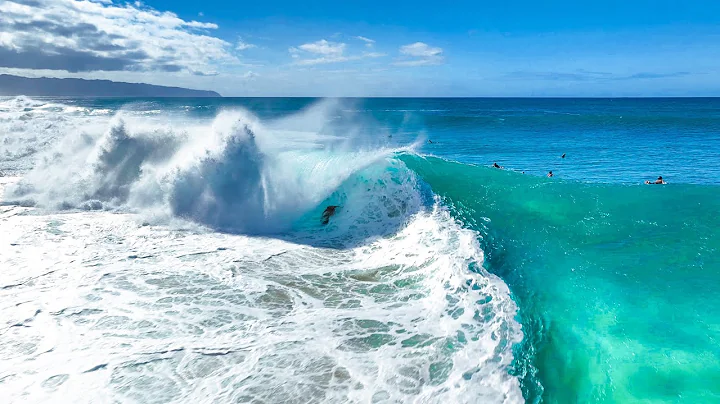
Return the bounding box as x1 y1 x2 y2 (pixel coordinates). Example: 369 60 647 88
0 205 523 403
0 97 524 403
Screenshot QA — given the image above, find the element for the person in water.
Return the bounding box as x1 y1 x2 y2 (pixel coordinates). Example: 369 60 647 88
547 171 554 177
321 205 340 225
561 153 566 158
645 176 666 185
493 162 502 169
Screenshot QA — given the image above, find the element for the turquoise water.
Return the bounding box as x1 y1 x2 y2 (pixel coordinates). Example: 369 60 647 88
2 97 719 402
403 155 720 402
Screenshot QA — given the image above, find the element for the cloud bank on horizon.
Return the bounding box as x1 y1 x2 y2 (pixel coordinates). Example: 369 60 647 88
0 0 718 96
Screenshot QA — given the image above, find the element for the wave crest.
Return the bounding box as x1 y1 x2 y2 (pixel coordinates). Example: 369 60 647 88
4 100 412 235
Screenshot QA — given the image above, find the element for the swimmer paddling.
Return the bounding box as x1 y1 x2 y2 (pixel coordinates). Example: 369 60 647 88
645 176 666 185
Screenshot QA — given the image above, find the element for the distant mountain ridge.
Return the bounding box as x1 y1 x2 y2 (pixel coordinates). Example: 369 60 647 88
0 74 221 97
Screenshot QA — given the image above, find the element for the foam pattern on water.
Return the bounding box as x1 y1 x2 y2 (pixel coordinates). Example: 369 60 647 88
0 202 522 403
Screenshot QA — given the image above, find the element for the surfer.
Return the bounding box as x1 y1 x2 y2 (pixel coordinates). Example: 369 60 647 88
547 171 554 177
645 176 666 185
493 162 502 169
427 139 434 144
321 205 340 225
561 153 566 158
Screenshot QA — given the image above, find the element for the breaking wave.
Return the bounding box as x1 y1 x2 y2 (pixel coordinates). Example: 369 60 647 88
0 97 525 403
3 99 414 236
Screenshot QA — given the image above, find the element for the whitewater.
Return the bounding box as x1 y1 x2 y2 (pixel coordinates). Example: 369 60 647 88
0 97 523 403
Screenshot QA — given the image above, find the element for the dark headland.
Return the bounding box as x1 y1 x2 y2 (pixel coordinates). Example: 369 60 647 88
0 74 221 97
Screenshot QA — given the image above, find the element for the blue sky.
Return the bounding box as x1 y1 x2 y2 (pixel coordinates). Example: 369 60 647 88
2 0 720 96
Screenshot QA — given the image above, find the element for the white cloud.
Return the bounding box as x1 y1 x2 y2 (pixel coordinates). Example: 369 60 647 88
399 42 442 57
355 36 375 48
198 12 204 17
0 0 236 75
396 42 444 66
298 39 345 56
290 39 384 65
184 20 219 29
236 39 256 51
355 36 375 44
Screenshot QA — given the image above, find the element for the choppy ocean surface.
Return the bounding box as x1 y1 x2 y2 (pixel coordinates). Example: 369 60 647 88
1 96 719 403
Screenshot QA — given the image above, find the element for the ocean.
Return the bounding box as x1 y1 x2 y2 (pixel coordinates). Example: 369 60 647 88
1 96 718 403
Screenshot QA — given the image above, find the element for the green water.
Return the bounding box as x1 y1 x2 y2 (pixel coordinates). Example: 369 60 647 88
403 155 720 403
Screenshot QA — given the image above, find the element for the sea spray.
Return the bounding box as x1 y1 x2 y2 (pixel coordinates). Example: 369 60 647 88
4 100 408 234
